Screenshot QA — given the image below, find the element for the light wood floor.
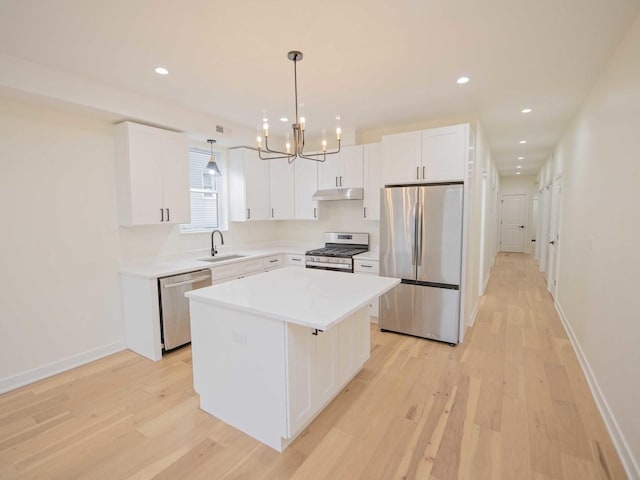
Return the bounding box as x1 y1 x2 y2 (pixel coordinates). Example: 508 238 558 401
0 253 626 479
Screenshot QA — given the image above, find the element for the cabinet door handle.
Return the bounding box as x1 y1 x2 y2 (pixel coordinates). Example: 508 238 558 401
416 166 420 180
364 207 367 218
335 176 338 187
271 208 274 218
160 208 164 222
422 166 426 179
313 207 317 218
247 208 251 220
166 208 170 222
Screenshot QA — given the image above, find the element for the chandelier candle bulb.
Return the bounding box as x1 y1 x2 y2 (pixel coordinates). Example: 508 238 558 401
300 116 306 131
263 121 269 137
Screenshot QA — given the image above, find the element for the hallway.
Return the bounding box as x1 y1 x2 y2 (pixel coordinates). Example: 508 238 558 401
462 253 626 479
0 253 626 479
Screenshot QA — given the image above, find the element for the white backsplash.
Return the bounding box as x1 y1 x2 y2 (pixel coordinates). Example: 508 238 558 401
276 200 380 247
119 200 379 260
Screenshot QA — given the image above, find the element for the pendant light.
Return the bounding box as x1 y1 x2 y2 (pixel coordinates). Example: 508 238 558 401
205 139 221 175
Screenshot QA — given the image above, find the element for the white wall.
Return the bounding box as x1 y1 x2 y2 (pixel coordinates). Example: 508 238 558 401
499 175 538 253
0 97 125 392
476 123 500 294
541 15 640 477
277 201 379 247
0 97 280 392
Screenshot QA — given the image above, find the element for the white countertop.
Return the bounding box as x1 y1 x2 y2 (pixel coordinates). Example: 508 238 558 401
354 249 379 261
119 244 314 278
185 267 399 331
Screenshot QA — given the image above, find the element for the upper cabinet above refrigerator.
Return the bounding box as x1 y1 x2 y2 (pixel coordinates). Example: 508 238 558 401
382 124 469 185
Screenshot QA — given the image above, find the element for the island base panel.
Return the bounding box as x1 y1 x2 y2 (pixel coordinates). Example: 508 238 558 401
190 300 372 452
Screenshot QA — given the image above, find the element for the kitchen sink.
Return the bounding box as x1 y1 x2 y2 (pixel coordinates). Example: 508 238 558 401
198 254 246 263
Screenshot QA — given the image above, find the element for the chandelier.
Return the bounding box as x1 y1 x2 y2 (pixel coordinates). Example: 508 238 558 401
257 51 341 164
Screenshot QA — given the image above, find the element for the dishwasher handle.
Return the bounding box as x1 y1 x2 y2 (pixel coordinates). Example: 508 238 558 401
162 275 211 289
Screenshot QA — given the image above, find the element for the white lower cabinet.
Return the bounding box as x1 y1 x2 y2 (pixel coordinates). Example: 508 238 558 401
263 254 284 272
285 306 369 438
354 258 380 319
285 254 305 267
210 256 285 284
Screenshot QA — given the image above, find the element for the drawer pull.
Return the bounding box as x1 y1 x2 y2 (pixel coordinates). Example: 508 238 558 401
361 264 373 268
291 258 301 262
269 259 278 263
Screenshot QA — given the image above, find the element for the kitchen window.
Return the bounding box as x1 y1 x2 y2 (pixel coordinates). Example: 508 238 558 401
180 147 225 233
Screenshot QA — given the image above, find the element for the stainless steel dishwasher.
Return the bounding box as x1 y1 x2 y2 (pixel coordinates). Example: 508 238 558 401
158 269 212 351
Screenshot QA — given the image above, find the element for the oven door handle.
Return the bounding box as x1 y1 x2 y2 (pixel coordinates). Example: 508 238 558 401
305 261 352 270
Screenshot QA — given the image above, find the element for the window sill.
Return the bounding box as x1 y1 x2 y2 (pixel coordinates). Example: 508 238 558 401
179 227 227 235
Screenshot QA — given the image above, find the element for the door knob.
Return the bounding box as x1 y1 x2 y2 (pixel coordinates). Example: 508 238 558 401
519 225 525 229
550 240 555 245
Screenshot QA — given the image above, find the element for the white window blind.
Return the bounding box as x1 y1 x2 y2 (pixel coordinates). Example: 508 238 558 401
180 148 220 232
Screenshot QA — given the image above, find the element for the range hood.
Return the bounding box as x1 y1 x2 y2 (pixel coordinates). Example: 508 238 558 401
312 187 364 201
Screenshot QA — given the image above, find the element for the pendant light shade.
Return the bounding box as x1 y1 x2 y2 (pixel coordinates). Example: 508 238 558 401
206 139 221 175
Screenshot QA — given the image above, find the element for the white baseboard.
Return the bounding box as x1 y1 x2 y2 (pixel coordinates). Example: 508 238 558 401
481 268 492 296
469 301 480 328
554 300 639 479
0 341 126 395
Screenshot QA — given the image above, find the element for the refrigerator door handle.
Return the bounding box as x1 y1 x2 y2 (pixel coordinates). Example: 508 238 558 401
412 201 419 266
417 202 423 266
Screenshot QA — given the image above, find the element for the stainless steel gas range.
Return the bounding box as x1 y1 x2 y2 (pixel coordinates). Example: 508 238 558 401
305 232 369 273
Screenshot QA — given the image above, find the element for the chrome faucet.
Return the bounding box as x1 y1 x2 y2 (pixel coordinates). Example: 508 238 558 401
210 229 224 256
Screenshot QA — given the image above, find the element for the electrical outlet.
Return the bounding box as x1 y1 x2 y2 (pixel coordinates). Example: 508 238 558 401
232 331 248 345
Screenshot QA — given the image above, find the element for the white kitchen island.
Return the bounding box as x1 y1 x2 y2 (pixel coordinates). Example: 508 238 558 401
185 266 399 452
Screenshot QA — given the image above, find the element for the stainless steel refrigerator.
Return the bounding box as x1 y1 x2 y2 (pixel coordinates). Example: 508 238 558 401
379 183 463 344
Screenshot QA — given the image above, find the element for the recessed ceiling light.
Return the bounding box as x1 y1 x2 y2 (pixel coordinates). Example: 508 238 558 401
521 108 533 113
280 117 288 122
516 172 521 175
154 66 169 75
518 156 524 160
456 76 470 85
519 140 527 144
517 165 522 169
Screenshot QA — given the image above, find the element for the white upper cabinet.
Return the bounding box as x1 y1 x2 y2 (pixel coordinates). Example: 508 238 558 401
317 145 363 189
382 130 422 185
294 157 319 220
229 148 271 221
363 143 383 220
114 121 190 226
269 158 295 220
421 125 467 182
382 124 468 184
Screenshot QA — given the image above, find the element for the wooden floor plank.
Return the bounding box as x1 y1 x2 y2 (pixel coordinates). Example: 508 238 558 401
0 253 626 479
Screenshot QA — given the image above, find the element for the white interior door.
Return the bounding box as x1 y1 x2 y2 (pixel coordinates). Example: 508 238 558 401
547 180 562 297
500 194 528 253
539 186 552 272
532 195 540 260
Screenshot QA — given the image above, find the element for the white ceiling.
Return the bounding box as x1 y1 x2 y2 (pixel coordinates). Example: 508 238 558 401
1 0 638 176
